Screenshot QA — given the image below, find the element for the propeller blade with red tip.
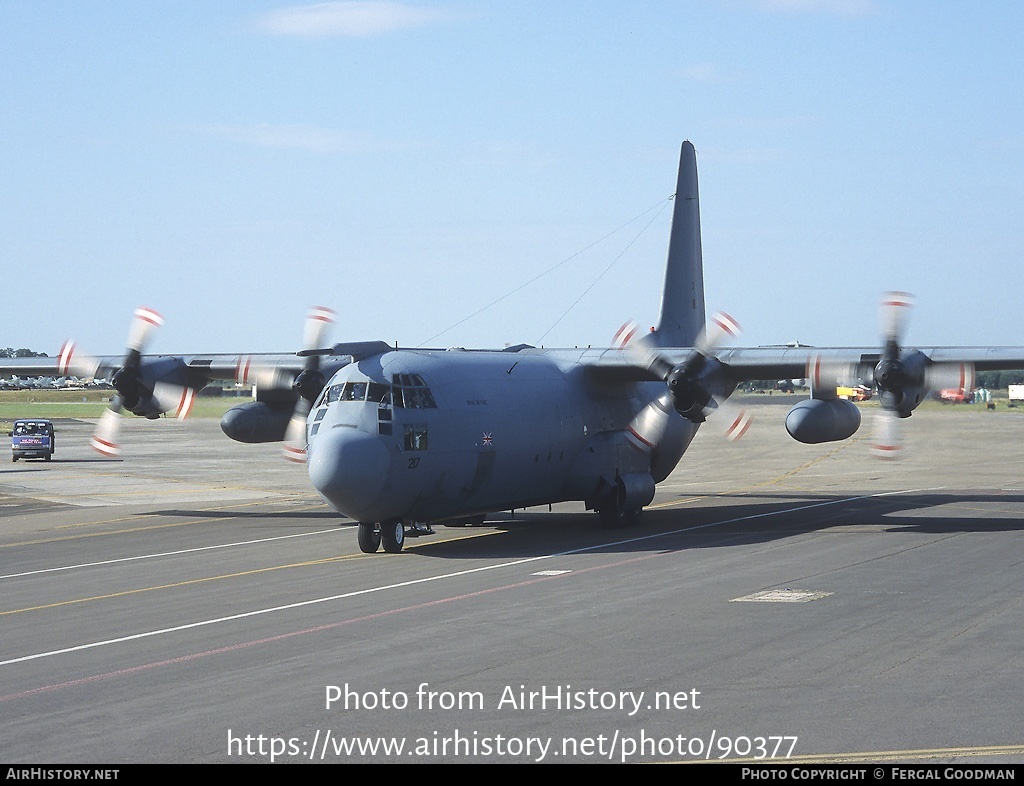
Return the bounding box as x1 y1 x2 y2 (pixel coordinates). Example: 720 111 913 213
90 407 122 458
281 410 311 463
879 291 914 344
695 311 741 356
126 307 164 354
57 341 101 381
871 291 916 459
279 306 337 463
302 306 336 351
87 306 199 455
152 382 197 420
715 399 753 442
870 410 902 460
86 309 164 456
805 353 858 398
616 311 749 437
234 355 295 391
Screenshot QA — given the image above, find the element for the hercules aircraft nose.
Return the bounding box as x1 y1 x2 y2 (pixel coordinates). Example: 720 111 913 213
307 428 389 518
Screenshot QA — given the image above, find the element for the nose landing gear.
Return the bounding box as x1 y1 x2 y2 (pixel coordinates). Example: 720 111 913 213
381 520 405 553
357 522 381 553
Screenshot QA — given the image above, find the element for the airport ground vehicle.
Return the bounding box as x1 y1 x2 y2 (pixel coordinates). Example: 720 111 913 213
836 385 872 402
937 388 971 403
10 419 55 461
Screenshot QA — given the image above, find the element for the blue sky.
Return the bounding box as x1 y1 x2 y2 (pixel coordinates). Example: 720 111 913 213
3 1 1022 356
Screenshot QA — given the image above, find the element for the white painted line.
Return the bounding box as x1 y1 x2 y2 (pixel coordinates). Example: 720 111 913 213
0 488 934 668
0 528 345 580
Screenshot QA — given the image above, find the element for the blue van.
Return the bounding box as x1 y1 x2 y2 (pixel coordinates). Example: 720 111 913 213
11 419 55 462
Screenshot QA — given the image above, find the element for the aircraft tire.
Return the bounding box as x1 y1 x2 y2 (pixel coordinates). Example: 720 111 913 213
599 505 641 528
381 520 405 553
357 523 381 553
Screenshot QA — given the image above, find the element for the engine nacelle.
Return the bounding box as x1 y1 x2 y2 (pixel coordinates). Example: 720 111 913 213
625 393 696 482
126 393 166 420
221 401 294 443
785 398 861 444
116 357 194 419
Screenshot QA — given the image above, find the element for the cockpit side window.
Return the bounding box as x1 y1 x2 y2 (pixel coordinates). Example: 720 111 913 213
403 424 428 451
390 373 437 409
415 388 436 408
368 382 390 406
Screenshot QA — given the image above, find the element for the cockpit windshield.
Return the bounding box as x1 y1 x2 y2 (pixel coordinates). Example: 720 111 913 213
316 376 436 409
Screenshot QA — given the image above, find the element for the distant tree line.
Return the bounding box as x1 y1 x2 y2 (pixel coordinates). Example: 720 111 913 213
975 370 1024 389
744 380 804 392
0 348 48 358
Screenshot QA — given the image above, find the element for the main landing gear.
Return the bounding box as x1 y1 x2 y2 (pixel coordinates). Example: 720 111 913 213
594 473 652 528
597 503 642 528
356 521 435 554
594 491 642 529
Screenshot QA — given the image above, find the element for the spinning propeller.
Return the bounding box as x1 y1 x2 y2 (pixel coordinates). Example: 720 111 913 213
869 291 917 458
281 306 336 462
616 312 751 442
808 292 975 459
232 306 336 461
869 292 975 458
60 307 197 458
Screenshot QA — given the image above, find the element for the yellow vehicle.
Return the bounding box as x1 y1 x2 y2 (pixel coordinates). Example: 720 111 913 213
836 386 872 402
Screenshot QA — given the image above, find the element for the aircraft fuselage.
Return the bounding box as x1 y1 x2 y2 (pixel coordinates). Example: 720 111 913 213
305 348 697 526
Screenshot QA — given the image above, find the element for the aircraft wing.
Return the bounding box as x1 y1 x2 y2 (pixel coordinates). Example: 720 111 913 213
0 352 303 385
716 346 1024 382
0 340 394 387
0 339 394 454
575 340 1024 450
578 345 867 384
580 344 1024 384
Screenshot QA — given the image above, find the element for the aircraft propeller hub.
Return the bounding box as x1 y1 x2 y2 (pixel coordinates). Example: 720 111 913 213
874 359 905 392
110 366 141 399
293 368 326 402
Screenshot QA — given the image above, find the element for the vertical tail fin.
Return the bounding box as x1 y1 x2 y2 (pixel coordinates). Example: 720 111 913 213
652 141 706 348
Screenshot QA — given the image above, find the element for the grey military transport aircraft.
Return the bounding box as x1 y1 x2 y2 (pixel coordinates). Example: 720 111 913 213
5 141 1024 554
